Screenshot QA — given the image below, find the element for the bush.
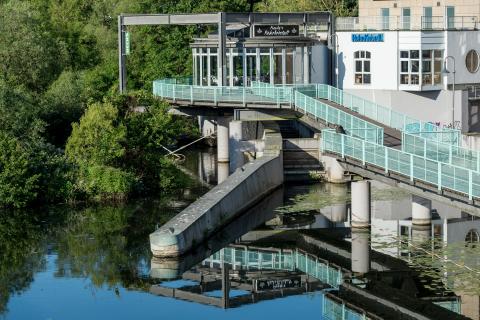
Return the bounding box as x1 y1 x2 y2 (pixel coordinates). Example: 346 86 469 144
76 165 136 201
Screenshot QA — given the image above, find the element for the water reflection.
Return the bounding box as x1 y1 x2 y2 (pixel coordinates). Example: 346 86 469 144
2 158 480 319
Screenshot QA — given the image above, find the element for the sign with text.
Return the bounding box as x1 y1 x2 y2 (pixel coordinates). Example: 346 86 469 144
254 25 300 37
351 33 384 42
254 277 302 291
125 32 131 55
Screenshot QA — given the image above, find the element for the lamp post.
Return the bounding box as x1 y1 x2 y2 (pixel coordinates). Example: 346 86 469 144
442 55 456 127
328 34 339 88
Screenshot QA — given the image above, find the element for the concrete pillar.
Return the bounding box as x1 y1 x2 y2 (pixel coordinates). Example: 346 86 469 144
217 116 229 184
351 229 370 275
217 162 229 185
411 195 432 226
326 184 348 222
321 155 345 183
221 262 230 309
411 224 431 245
229 120 244 173
351 181 371 228
217 116 229 163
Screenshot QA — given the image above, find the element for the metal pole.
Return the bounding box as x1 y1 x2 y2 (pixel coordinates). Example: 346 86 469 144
118 16 127 93
218 12 226 87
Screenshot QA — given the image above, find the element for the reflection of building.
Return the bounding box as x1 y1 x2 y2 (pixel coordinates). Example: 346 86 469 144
150 225 463 318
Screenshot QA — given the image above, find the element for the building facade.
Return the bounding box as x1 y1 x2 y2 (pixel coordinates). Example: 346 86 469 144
335 0 480 146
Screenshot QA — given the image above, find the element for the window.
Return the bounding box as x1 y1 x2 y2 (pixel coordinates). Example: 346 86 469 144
401 8 411 30
381 8 390 29
423 7 432 29
354 51 371 84
401 49 443 86
466 50 479 73
400 50 419 85
446 6 455 29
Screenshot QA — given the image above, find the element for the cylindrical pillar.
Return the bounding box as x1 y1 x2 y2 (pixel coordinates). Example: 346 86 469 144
217 116 229 163
229 120 244 173
217 162 229 185
411 195 432 226
351 229 370 275
351 181 371 228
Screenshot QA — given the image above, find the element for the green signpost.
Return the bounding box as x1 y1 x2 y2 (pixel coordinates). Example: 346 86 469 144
125 32 131 55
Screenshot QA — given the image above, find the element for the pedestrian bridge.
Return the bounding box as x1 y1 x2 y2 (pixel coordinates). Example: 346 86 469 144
153 78 480 213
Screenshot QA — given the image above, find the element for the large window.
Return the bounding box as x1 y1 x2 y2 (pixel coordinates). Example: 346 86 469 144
401 49 442 86
354 50 371 84
466 50 479 74
400 50 419 85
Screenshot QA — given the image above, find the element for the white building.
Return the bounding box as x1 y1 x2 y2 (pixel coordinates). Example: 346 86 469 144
335 1 480 146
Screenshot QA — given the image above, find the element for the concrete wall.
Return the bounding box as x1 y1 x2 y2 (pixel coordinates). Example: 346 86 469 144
310 43 331 85
150 122 284 258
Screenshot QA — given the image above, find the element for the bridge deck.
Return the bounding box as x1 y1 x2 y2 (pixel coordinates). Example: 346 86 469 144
317 98 402 148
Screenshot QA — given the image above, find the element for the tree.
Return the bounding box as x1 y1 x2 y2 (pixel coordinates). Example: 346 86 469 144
0 1 67 92
255 0 357 16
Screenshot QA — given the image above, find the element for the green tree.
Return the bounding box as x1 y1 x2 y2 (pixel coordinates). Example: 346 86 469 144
66 102 126 166
0 1 67 92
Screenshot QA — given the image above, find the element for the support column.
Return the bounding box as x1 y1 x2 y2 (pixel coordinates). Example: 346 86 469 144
351 229 371 275
217 12 227 87
411 195 432 226
323 184 348 222
351 181 371 229
217 116 230 184
221 263 230 309
229 120 244 173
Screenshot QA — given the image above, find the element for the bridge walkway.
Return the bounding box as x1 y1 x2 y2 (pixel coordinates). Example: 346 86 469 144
316 98 402 148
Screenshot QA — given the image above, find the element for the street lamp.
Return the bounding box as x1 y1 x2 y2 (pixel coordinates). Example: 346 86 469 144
442 55 456 127
328 34 339 88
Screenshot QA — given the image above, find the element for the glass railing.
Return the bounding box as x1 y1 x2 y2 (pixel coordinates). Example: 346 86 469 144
204 247 344 288
322 130 480 201
294 91 384 145
323 294 370 320
153 81 293 106
251 81 461 146
402 132 480 172
336 15 478 31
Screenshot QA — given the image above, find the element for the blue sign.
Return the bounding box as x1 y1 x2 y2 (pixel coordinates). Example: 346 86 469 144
351 33 384 42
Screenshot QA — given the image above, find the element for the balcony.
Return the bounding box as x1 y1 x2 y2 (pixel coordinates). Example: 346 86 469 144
336 15 478 31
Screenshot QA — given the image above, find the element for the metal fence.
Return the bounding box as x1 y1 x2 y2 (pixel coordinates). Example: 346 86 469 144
204 247 344 288
336 15 478 31
402 132 480 172
322 130 480 201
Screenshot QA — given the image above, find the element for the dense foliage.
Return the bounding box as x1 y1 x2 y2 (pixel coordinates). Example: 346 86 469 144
0 0 357 208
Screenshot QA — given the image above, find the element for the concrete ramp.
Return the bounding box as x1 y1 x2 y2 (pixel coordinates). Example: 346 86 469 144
150 155 283 257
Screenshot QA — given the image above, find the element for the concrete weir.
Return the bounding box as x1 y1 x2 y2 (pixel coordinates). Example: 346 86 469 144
150 123 283 258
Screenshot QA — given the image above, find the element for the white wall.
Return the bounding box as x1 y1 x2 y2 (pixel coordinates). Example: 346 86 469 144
337 31 398 91
445 31 480 86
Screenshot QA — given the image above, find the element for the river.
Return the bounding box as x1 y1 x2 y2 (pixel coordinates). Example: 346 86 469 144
1 146 479 319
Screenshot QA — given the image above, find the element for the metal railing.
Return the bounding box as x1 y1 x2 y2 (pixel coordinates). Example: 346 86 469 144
205 247 344 288
153 81 293 107
402 132 480 172
294 90 384 144
336 15 478 31
322 130 480 201
252 81 461 146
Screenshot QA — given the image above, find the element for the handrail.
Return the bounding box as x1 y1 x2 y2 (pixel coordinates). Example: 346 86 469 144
152 78 480 201
335 15 478 31
322 130 480 201
252 81 461 146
